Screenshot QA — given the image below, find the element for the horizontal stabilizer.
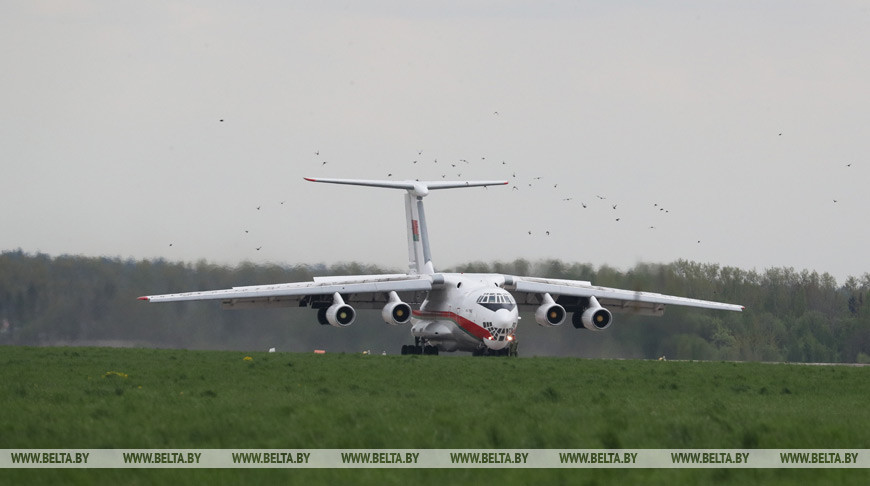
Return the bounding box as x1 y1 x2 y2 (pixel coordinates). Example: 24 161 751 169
304 177 507 196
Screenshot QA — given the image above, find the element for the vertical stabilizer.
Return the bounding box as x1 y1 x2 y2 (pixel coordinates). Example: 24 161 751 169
304 177 508 275
405 193 436 275
404 192 430 275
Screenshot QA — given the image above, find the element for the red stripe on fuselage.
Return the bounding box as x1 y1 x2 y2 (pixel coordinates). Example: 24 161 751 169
412 310 492 340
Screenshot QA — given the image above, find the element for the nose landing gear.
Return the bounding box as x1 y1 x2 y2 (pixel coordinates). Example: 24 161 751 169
473 339 518 357
401 338 439 355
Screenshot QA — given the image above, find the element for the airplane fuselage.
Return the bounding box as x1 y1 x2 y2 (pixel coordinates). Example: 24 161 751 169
410 274 519 354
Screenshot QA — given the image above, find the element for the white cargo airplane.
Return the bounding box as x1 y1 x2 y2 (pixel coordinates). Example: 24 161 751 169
139 177 743 356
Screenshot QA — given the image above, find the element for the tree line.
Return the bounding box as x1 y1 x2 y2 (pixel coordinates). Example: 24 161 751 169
1 250 869 362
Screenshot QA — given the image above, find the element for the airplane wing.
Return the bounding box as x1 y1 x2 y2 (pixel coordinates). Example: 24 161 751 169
502 275 743 316
139 273 435 310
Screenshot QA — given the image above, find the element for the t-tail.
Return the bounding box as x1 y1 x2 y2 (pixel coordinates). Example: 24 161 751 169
304 177 508 275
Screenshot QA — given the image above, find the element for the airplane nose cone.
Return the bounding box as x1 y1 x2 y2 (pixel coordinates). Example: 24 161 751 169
484 309 517 351
493 308 514 330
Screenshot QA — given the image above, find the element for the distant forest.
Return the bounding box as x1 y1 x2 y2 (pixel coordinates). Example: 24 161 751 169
1 249 869 363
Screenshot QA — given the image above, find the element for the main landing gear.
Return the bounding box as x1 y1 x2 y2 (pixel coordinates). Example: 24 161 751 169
401 338 439 355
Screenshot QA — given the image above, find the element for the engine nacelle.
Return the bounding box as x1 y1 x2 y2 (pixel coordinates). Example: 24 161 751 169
534 293 566 327
325 292 355 327
381 291 412 325
578 303 613 331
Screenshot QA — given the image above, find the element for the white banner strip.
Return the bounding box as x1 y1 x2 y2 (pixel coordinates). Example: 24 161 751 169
1 449 868 468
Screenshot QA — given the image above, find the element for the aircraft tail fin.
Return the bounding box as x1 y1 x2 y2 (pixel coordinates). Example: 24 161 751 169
305 177 508 275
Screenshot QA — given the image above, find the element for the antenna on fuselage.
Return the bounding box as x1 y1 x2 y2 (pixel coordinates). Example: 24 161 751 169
304 177 508 275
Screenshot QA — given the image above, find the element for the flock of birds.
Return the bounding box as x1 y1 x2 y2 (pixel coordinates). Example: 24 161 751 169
163 119 857 259
302 146 706 248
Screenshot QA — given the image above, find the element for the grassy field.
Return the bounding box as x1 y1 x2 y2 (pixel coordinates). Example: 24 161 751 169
1 346 868 485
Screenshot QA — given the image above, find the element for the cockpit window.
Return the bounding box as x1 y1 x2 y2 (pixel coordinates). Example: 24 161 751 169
477 292 515 304
476 292 516 312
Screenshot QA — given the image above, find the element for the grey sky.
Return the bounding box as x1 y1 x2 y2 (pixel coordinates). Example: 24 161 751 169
2 1 869 284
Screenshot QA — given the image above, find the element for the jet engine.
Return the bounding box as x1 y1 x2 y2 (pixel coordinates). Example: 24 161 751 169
381 291 412 325
574 296 612 331
325 292 356 327
534 293 566 327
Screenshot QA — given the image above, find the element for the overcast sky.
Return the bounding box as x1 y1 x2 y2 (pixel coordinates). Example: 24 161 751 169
3 1 869 284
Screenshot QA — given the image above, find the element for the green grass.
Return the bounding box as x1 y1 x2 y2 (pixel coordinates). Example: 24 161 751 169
1 346 868 485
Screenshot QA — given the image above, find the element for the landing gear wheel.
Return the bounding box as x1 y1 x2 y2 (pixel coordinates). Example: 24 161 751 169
472 346 516 357
401 344 430 355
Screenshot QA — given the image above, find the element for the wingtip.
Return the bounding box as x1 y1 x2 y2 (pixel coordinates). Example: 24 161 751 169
137 296 150 302
303 177 316 182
